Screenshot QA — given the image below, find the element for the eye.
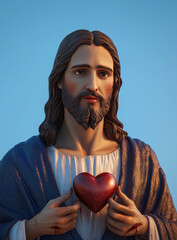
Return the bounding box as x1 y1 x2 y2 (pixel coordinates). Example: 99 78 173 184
74 69 86 75
98 71 110 78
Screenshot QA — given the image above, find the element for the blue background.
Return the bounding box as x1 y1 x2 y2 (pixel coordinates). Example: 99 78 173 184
1 1 177 207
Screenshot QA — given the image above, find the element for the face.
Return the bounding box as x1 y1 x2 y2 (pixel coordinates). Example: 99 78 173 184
60 44 114 130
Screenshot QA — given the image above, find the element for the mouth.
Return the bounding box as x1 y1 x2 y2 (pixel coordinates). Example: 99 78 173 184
83 96 98 103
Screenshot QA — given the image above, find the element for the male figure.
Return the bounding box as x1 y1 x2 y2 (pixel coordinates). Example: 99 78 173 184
0 30 177 240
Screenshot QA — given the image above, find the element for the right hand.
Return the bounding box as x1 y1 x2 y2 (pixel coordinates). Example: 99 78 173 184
25 189 81 240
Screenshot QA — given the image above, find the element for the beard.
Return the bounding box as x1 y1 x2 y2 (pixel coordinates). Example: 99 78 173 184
61 82 112 130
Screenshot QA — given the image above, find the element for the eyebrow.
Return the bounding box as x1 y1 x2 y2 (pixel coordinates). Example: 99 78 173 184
70 64 113 72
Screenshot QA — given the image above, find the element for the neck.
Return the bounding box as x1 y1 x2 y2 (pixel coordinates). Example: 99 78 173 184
56 108 114 155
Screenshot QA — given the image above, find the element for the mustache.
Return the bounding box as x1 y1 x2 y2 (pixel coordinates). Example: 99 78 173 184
77 91 104 101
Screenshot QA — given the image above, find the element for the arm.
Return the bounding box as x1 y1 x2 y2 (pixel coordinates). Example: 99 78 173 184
7 190 80 240
107 186 149 239
25 189 80 240
8 220 28 240
134 216 160 240
0 137 81 239
147 166 177 239
117 137 177 239
107 186 174 239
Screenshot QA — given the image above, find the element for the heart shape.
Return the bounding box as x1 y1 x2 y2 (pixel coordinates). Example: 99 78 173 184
73 172 117 213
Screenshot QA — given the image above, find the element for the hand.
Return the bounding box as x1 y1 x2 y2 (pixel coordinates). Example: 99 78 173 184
25 189 81 240
107 186 148 239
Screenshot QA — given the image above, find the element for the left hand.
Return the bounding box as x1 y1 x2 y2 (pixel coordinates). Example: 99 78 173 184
107 186 149 239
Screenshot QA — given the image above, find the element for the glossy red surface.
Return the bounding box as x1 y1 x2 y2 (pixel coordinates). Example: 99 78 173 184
73 172 117 213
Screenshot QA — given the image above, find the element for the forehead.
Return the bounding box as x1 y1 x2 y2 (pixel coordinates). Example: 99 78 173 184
68 44 113 68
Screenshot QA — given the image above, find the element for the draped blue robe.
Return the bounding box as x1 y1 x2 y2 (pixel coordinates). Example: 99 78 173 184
0 135 177 239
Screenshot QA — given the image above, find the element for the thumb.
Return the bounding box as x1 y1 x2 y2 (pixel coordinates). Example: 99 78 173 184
51 188 72 207
73 200 81 209
116 186 131 206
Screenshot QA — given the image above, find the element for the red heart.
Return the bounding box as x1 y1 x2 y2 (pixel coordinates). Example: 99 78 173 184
73 172 117 213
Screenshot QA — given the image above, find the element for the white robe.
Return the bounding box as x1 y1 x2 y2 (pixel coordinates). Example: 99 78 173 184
9 147 159 240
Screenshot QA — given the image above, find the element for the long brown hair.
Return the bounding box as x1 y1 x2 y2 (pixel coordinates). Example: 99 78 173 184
39 29 127 146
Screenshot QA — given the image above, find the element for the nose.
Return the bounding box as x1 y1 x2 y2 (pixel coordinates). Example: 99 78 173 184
86 71 98 92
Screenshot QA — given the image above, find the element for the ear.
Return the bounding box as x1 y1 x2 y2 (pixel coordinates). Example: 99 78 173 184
57 81 62 89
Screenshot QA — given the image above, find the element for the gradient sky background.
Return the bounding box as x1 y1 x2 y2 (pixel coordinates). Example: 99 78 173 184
1 1 177 207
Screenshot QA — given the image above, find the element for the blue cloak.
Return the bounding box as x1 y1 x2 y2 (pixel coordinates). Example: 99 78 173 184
0 135 177 239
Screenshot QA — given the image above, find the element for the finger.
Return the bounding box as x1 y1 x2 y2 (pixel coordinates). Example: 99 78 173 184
51 189 73 207
108 198 134 216
74 201 81 209
58 219 76 234
116 186 134 207
107 218 138 237
56 203 81 216
108 206 133 225
49 219 76 235
107 222 124 236
56 212 78 227
108 223 138 237
107 216 130 231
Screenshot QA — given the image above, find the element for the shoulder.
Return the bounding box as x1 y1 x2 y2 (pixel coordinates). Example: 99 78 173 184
122 135 150 148
1 135 46 166
122 135 155 153
121 136 160 168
